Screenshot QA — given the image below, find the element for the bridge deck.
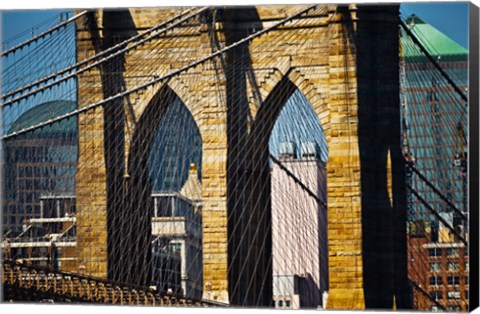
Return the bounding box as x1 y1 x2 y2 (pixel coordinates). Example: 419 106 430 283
2 260 227 307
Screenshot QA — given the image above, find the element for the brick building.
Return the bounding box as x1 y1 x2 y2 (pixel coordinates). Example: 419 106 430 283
408 223 469 311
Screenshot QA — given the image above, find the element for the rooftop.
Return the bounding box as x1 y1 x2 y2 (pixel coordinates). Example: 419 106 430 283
7 100 77 136
402 14 468 59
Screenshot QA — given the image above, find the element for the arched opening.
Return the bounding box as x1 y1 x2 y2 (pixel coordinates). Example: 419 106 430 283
227 75 328 308
149 98 202 192
147 95 203 300
107 86 203 296
269 90 328 309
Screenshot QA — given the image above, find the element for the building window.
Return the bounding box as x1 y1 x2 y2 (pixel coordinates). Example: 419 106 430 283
157 196 173 216
430 262 442 272
278 300 283 308
430 276 443 286
168 243 182 254
285 300 291 308
464 247 468 256
465 276 469 285
448 305 461 311
447 262 460 272
429 248 442 257
446 248 459 257
465 291 469 299
430 291 443 300
447 276 460 285
447 291 461 300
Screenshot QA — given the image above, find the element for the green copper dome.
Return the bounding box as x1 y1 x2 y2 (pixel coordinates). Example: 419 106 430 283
7 100 77 136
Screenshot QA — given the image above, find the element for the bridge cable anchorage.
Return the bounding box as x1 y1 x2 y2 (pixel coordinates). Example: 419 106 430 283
1 7 208 106
2 4 319 140
407 163 467 221
407 185 467 245
399 20 468 103
1 11 88 58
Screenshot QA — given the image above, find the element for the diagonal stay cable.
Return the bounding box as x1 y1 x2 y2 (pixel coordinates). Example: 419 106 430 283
407 163 467 221
270 153 326 208
399 20 468 103
409 279 447 311
1 11 88 58
2 8 197 101
2 4 319 140
407 185 467 245
2 7 207 106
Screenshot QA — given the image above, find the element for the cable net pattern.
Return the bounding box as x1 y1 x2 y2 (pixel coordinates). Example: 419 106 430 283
400 11 469 312
0 5 470 311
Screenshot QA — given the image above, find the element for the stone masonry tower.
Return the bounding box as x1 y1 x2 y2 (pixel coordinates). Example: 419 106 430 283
74 4 409 309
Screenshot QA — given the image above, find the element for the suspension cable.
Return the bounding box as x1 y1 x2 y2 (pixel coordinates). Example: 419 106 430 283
1 11 88 57
400 20 468 103
410 279 447 311
2 4 319 140
1 7 208 106
407 185 467 245
408 163 467 221
270 154 326 208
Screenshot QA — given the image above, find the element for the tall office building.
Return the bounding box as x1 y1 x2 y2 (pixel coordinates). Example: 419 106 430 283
2 100 77 233
402 14 468 227
270 141 328 309
401 14 469 311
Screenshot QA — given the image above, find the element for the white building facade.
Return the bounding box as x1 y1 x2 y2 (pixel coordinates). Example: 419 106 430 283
150 164 203 300
271 142 328 309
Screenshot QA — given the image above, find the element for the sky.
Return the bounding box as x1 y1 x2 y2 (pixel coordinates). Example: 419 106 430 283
401 2 469 49
1 10 68 48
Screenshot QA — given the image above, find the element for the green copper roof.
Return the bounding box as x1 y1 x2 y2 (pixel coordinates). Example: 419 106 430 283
402 14 468 59
8 100 77 135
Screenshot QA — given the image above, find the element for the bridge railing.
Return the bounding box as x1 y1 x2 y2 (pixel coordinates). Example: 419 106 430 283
2 259 226 307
